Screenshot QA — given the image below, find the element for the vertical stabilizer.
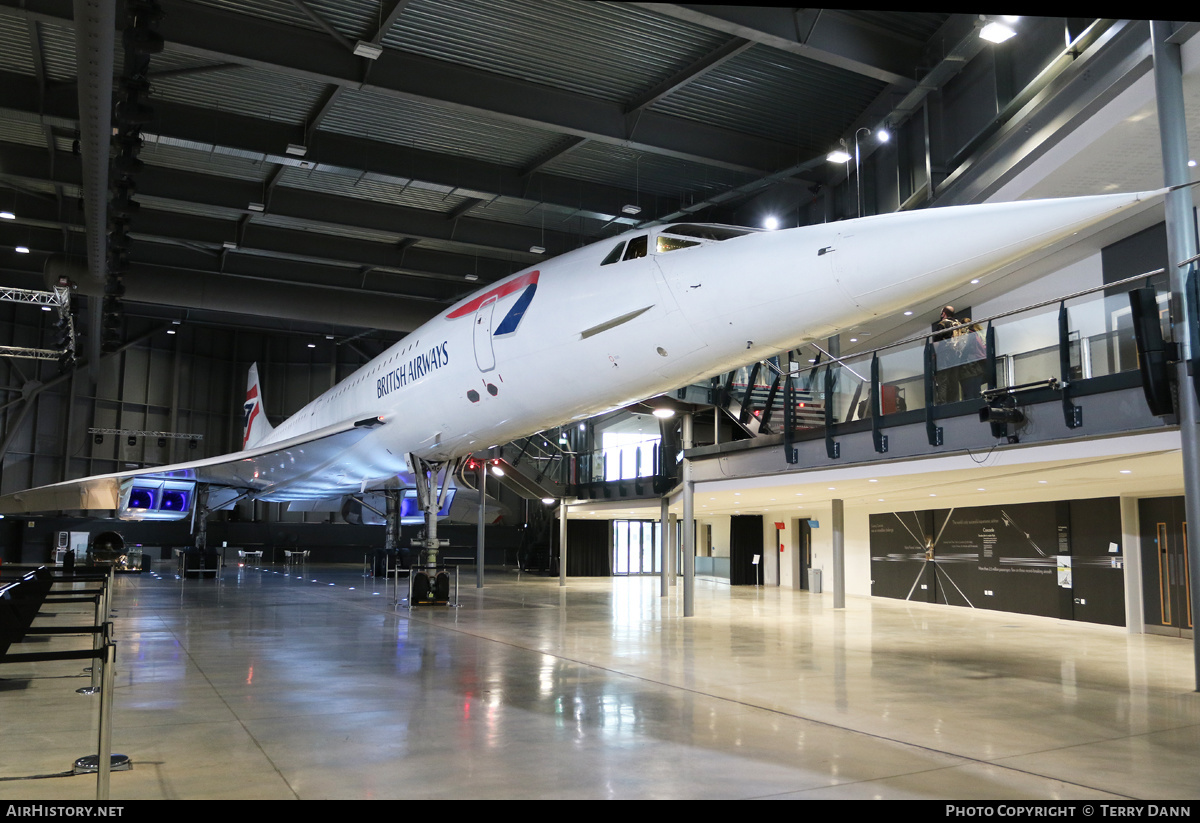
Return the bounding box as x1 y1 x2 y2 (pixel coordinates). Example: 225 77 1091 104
243 362 275 449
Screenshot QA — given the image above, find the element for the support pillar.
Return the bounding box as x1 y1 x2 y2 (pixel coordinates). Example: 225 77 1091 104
1120 496 1145 635
476 461 486 588
660 496 669 596
1152 21 1200 688
668 513 677 587
682 412 695 617
832 498 845 609
559 501 568 587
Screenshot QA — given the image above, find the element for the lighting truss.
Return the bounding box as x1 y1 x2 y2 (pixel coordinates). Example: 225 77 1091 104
87 428 205 441
0 284 75 362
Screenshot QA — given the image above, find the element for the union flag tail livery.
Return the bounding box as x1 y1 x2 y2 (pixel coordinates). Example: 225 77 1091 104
243 362 275 449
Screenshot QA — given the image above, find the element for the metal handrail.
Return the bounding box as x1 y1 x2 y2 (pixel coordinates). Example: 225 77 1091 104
750 268 1165 381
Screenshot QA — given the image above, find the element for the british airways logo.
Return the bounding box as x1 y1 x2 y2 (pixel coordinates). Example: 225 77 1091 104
447 270 539 335
377 341 450 399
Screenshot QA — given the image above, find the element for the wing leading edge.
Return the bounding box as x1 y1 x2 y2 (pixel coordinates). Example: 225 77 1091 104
0 415 387 518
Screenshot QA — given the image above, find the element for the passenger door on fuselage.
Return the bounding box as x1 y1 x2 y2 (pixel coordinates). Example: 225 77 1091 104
473 294 498 372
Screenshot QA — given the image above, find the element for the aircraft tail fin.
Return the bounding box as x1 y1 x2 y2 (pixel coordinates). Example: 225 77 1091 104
243 362 275 449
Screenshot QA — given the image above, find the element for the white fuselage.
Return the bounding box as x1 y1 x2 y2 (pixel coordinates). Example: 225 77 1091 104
250 191 1159 500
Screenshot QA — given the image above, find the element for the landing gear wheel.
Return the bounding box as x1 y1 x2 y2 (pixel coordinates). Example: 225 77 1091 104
412 571 430 603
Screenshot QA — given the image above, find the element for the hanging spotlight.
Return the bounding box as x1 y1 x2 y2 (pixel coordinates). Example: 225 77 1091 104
980 20 1016 43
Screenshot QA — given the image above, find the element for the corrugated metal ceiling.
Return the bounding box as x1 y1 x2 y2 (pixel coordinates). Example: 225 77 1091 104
540 141 757 200
149 55 324 126
650 45 887 151
276 165 474 214
320 87 565 167
387 0 731 105
0 2 988 333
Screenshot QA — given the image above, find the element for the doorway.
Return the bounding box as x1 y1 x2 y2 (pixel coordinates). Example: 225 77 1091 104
613 520 661 575
1139 496 1192 637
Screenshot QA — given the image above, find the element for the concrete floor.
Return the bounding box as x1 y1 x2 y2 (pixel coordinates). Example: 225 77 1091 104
3 561 1200 800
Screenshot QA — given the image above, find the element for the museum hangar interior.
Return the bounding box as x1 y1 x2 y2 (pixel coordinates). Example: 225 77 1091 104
1 4 1200 801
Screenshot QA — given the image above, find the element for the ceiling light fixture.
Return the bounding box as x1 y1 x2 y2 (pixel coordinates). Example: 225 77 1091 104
826 149 851 164
0 211 13 220
980 21 1016 43
621 204 641 215
529 245 545 254
15 246 29 253
285 143 307 157
353 41 383 59
247 202 264 212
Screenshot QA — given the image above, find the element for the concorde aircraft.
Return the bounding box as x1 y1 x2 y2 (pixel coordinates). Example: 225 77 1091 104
0 189 1168 573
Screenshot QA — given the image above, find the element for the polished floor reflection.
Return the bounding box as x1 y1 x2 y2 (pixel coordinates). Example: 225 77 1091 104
3 562 1199 799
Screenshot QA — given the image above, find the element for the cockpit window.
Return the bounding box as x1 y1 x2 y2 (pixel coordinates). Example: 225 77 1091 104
656 235 701 254
662 224 755 241
622 235 648 261
601 241 626 266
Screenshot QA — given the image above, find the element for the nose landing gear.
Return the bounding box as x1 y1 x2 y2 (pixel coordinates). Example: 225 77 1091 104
405 454 462 607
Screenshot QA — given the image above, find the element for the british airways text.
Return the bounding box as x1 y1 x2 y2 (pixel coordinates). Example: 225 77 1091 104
377 342 450 398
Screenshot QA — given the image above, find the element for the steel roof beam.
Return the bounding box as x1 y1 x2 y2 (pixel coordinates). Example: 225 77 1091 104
0 70 645 229
0 140 572 260
624 36 756 114
0 168 522 285
0 0 798 174
639 5 930 88
361 0 411 46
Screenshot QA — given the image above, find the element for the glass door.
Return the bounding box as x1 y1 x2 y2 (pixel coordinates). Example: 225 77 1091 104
613 520 661 575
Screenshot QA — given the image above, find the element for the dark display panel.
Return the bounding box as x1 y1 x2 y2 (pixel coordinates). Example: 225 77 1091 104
870 498 1125 626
